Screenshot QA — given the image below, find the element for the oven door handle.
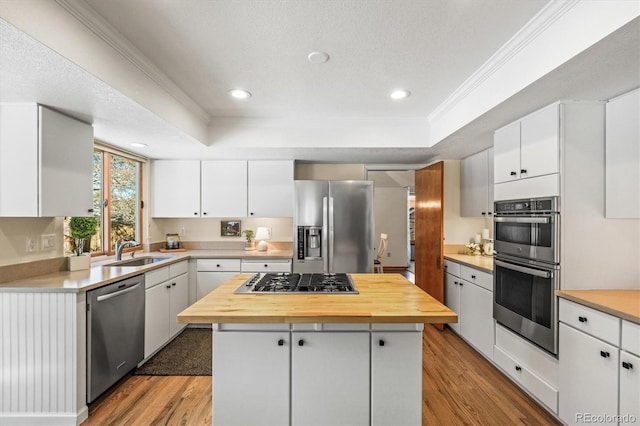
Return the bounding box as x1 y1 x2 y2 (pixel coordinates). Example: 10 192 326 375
494 216 550 224
495 259 552 278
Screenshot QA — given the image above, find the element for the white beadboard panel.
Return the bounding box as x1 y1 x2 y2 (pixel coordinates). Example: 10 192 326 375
0 292 79 422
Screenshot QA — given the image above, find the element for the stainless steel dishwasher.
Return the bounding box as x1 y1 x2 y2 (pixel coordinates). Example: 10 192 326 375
87 274 145 403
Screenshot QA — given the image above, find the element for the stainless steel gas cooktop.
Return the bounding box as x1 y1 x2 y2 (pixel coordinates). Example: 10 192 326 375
234 272 358 294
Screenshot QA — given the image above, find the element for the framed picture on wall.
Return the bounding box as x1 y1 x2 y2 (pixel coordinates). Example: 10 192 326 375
221 220 241 237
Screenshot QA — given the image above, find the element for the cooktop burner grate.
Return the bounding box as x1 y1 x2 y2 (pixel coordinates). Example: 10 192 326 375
235 272 358 294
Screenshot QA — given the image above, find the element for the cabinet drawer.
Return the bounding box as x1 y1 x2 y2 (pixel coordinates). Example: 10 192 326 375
145 266 170 288
443 260 460 277
559 299 620 346
460 265 492 291
197 258 241 272
241 259 292 273
169 260 188 278
622 320 640 356
494 346 558 413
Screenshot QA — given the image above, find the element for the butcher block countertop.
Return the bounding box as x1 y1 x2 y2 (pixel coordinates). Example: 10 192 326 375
557 290 640 324
444 254 493 273
178 273 458 324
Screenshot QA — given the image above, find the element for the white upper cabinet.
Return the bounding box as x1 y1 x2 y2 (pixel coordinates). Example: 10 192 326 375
605 88 639 218
0 104 94 217
152 160 201 217
461 148 494 217
248 160 294 217
201 160 247 217
494 103 559 184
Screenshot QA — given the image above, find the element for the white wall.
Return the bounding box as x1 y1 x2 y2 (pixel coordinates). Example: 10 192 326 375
374 187 409 268
443 161 491 244
0 218 64 266
295 163 365 180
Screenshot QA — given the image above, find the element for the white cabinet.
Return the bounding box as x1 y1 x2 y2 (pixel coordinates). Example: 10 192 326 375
196 258 241 300
240 259 292 273
291 331 370 425
0 104 94 217
201 160 247 217
152 160 201 217
213 330 290 426
461 148 494 217
620 350 640 423
443 260 493 360
248 160 294 217
494 103 559 184
371 330 422 426
144 261 189 358
605 88 640 218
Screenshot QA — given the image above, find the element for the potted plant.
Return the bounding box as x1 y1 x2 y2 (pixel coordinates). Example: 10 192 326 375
242 229 255 251
68 216 98 270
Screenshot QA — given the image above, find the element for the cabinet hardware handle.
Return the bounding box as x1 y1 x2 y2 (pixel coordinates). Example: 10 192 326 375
172 283 176 286
250 212 254 216
600 351 610 358
487 211 492 215
379 339 385 347
194 212 198 215
203 212 207 215
578 316 587 323
515 366 522 372
166 285 171 289
459 282 463 286
87 208 94 213
622 361 633 370
216 264 221 268
264 264 268 268
481 212 486 216
520 169 527 174
471 275 476 279
298 339 304 346
510 171 517 176
454 281 458 285
278 339 284 346
444 265 448 269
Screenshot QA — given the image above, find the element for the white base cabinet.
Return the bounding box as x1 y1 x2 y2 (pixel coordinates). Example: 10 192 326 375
196 259 241 300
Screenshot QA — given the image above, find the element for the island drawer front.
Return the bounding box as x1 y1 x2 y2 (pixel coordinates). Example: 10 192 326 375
169 260 188 278
197 258 241 272
622 320 640 356
460 265 492 291
215 323 291 331
494 346 558 413
371 324 424 331
559 299 620 346
241 259 292 273
145 266 170 288
444 260 460 277
292 323 370 331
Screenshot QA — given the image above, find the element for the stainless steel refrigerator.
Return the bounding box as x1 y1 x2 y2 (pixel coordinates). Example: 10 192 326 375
294 180 374 273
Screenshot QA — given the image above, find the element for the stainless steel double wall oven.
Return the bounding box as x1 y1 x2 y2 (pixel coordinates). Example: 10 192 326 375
493 197 560 355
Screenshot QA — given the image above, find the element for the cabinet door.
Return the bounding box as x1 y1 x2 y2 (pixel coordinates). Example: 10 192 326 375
39 106 94 217
520 103 559 179
292 332 369 425
201 160 247 217
459 280 493 360
196 271 237 300
213 331 290 426
371 331 422 426
461 150 489 217
620 351 640 423
144 283 171 358
444 272 461 334
169 273 189 337
494 121 521 183
606 89 640 218
559 323 619 425
152 160 201 217
247 160 294 217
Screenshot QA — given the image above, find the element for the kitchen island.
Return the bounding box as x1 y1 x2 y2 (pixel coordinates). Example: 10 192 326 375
178 273 457 426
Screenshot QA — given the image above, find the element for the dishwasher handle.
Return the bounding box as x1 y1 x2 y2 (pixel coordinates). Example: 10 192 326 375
96 283 142 302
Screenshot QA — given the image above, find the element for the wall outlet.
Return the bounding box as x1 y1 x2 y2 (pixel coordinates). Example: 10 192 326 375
41 234 57 251
26 237 38 253
387 252 391 257
179 227 186 236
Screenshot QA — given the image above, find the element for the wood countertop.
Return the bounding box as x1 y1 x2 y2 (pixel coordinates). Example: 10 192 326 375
177 273 458 324
556 290 640 324
444 254 493 273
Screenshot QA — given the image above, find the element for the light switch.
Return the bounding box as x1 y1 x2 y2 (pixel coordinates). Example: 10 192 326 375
41 234 56 251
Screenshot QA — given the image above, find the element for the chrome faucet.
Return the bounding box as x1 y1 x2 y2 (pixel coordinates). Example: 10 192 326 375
115 239 138 261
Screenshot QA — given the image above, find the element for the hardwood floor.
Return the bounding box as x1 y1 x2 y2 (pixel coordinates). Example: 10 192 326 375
84 326 558 426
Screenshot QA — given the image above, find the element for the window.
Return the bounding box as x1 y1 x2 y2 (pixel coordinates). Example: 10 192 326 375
65 147 143 256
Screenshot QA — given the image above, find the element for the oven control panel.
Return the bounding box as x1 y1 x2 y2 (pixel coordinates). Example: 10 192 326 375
495 197 558 213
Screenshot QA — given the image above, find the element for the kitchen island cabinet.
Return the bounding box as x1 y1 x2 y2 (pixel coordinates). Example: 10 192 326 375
178 273 455 426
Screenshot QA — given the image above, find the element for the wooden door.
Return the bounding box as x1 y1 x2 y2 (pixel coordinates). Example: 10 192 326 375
415 162 444 328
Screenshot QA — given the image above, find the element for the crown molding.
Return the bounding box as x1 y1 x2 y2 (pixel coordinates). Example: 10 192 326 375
427 0 580 124
55 0 210 124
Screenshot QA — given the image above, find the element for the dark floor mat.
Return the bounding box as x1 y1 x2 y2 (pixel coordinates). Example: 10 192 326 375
134 328 211 376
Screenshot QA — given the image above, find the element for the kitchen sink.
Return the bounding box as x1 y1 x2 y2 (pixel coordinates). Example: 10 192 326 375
106 257 169 267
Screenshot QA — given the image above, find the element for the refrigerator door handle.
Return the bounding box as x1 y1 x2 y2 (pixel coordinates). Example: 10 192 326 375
322 197 329 272
328 197 335 274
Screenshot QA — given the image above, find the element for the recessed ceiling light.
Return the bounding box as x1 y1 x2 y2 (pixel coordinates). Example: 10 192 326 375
229 89 252 99
390 89 411 100
307 51 329 64
130 142 148 148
